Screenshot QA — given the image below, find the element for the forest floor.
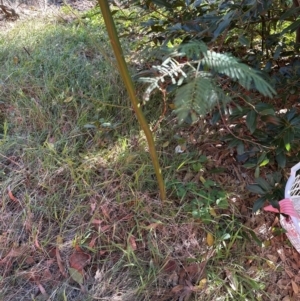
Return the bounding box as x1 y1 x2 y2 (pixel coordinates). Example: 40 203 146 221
0 2 300 301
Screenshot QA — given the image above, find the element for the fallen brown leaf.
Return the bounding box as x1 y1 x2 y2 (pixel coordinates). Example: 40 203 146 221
285 268 294 279
90 197 97 215
266 254 278 263
74 244 83 252
88 235 98 248
7 186 19 203
128 235 137 251
118 214 134 222
25 256 35 265
16 269 35 282
171 285 184 294
178 284 193 301
92 219 103 225
34 234 42 250
47 247 56 258
100 225 110 232
291 280 299 294
163 259 178 273
0 244 30 264
36 280 49 298
45 259 55 267
185 262 206 283
100 205 110 220
69 251 91 273
41 268 53 282
144 222 162 230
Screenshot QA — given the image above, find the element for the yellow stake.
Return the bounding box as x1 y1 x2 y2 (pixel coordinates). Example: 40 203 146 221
97 0 166 200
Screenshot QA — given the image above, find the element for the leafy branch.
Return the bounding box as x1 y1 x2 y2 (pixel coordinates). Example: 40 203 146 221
134 40 276 123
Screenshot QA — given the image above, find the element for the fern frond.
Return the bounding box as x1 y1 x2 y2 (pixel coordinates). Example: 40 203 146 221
202 51 276 97
171 40 208 60
175 76 228 123
135 57 188 101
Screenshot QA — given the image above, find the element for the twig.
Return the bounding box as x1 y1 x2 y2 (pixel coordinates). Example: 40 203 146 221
216 100 273 149
23 47 31 57
0 153 23 168
152 89 167 132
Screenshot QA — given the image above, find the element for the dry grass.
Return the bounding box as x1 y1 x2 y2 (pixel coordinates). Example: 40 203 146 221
0 5 298 301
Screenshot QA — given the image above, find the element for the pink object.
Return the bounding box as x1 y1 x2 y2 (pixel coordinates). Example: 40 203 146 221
264 198 300 218
263 163 300 253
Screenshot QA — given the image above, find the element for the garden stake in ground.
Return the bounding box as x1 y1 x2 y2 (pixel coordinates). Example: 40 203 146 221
98 0 166 200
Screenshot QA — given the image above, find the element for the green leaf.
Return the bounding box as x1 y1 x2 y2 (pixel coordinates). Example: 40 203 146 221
227 138 242 148
253 129 270 141
266 172 282 185
281 18 300 35
259 158 269 167
257 152 267 165
178 40 207 59
175 77 221 124
202 52 276 97
68 267 84 285
84 124 96 129
255 103 275 116
213 11 235 39
283 129 294 151
247 229 263 247
238 35 250 47
236 142 244 155
270 199 280 211
273 46 282 60
211 111 221 124
243 162 257 168
216 198 229 209
240 230 251 242
199 155 208 163
204 179 216 188
254 166 260 178
246 110 257 134
279 7 300 20
210 167 226 173
220 233 231 240
150 0 174 8
290 116 300 126
276 152 286 168
286 109 296 121
260 115 282 125
255 177 272 191
246 184 266 195
252 197 267 212
285 143 291 152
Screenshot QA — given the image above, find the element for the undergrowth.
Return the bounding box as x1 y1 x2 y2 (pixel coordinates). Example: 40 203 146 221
0 7 287 301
